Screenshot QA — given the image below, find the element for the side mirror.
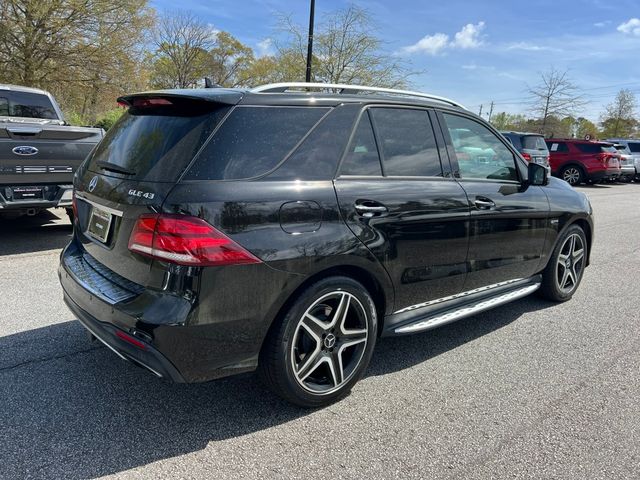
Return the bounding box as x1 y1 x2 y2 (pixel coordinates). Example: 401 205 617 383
527 162 548 186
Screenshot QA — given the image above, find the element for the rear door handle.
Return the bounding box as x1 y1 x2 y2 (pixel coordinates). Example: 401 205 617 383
474 197 495 210
354 201 388 218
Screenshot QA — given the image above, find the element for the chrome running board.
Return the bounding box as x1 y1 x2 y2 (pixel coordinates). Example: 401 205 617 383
394 282 541 335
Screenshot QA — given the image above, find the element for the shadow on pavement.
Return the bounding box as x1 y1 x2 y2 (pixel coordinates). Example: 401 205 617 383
0 295 554 479
0 209 72 256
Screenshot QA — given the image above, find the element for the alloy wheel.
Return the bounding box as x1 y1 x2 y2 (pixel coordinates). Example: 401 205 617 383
290 291 369 395
556 233 585 293
562 167 581 185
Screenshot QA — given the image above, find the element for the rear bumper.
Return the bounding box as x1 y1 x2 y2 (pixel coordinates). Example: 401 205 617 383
0 184 73 211
63 291 186 382
58 240 298 383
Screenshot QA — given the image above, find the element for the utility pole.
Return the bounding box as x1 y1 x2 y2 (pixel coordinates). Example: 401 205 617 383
488 101 494 122
305 0 316 83
478 104 483 116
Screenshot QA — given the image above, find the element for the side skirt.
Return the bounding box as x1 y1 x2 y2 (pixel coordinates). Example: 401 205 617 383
382 276 541 336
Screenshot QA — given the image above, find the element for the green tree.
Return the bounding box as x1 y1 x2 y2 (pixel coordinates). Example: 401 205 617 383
528 68 586 136
206 31 255 87
600 89 638 138
149 11 216 89
0 0 152 123
275 5 410 87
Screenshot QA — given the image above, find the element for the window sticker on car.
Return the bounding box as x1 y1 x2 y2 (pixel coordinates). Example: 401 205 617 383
550 143 559 151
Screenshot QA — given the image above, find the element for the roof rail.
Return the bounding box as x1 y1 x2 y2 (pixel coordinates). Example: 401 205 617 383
250 82 466 110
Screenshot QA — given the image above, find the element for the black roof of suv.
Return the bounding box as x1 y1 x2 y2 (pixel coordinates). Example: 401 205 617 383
59 82 593 407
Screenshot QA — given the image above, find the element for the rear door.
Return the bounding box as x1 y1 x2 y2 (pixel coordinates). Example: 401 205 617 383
437 111 549 291
334 106 470 312
73 95 234 287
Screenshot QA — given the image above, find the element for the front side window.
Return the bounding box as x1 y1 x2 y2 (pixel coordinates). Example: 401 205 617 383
627 142 640 153
370 108 442 177
442 113 518 181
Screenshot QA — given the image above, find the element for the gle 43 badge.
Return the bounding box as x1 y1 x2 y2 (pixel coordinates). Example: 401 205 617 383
128 189 155 200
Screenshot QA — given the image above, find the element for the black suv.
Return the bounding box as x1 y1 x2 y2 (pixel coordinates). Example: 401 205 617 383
59 83 593 407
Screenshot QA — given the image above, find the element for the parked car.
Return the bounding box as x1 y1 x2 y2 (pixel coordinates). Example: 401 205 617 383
606 138 640 181
58 83 593 407
0 84 103 219
500 131 550 167
611 144 637 181
545 138 621 185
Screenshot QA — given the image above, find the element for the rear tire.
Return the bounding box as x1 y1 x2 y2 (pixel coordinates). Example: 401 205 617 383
538 224 587 302
560 165 584 186
259 276 377 407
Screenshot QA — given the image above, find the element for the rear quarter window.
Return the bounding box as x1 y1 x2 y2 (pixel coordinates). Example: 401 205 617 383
576 143 605 154
185 106 329 180
627 142 640 153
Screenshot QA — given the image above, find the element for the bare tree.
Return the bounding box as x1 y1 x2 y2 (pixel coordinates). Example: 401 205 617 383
275 5 411 88
528 68 586 135
150 12 216 89
600 89 637 138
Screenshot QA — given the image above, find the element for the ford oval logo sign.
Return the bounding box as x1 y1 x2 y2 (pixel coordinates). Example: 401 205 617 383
12 146 39 156
88 176 99 192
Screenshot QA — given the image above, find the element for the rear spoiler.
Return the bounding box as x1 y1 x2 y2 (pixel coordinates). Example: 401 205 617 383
117 89 245 107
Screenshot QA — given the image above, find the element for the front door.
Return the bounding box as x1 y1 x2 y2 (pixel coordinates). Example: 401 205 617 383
437 111 549 291
334 106 470 312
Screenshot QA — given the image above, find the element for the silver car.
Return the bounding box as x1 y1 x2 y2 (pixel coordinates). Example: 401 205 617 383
606 139 640 181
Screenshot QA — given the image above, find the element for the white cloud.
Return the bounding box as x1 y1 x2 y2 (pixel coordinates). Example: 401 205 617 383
402 22 485 55
256 38 274 57
617 18 640 36
594 21 610 28
506 41 556 52
403 33 450 55
452 22 485 48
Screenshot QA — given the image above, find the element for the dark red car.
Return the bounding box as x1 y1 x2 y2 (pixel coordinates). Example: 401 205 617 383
545 139 621 186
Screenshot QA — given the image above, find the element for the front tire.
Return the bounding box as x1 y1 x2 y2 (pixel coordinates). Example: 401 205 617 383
259 276 377 407
539 224 587 302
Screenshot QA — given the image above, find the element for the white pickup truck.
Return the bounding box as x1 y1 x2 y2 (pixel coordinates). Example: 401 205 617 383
0 84 103 219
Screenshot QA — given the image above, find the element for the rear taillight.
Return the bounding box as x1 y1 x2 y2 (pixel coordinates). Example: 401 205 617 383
128 214 261 267
521 153 532 162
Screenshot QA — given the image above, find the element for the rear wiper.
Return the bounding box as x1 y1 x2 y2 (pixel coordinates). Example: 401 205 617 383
97 160 136 176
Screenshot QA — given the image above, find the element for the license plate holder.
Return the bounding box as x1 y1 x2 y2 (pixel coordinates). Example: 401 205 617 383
12 186 43 200
87 206 113 243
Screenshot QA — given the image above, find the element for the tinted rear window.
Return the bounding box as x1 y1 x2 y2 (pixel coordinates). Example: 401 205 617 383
87 98 228 182
628 142 640 153
522 135 548 151
575 143 607 154
340 112 382 176
185 106 329 180
370 107 442 177
0 90 58 119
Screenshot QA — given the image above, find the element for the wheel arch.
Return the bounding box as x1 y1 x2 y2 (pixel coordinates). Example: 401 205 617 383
260 263 391 356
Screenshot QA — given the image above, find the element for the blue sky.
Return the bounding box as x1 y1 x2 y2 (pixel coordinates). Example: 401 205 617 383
150 0 640 122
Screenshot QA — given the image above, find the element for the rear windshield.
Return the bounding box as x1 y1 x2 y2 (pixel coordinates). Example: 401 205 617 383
522 135 548 151
614 145 629 153
600 145 617 153
185 106 329 180
87 98 229 182
0 90 58 119
628 142 640 153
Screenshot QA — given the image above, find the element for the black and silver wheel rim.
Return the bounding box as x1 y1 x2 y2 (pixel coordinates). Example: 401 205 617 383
556 233 585 294
563 168 581 185
290 291 369 395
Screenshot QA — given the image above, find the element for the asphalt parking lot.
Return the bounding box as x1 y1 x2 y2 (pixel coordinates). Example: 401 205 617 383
1 184 639 480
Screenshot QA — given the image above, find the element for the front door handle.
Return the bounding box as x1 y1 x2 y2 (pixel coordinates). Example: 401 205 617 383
354 200 388 218
474 197 495 210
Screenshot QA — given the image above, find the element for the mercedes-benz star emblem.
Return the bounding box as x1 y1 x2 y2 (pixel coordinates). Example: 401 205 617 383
88 176 99 192
324 333 336 349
